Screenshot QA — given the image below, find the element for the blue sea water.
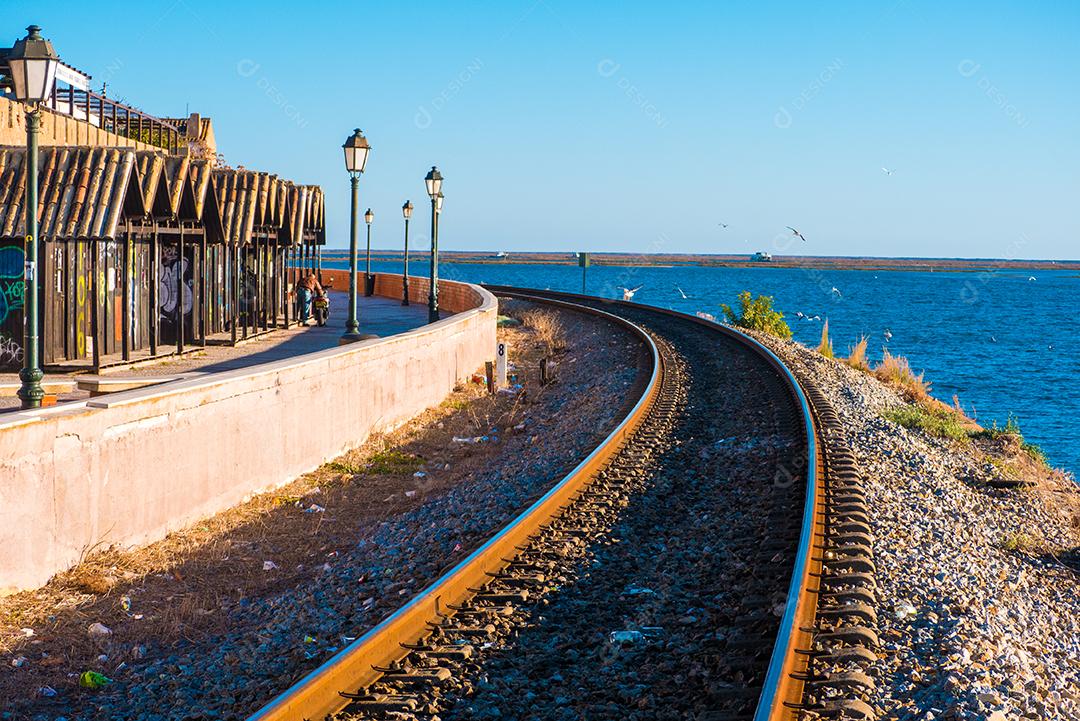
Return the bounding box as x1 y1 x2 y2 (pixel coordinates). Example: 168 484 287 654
341 259 1079 476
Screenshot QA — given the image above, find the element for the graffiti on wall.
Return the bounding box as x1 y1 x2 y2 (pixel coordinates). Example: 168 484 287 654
159 246 194 342
0 246 26 368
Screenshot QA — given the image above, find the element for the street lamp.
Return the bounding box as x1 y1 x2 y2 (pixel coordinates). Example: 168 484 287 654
8 25 60 410
363 207 374 296
341 128 370 343
401 201 413 305
424 167 443 323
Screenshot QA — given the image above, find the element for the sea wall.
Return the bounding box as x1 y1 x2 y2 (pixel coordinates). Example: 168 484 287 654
0 274 497 593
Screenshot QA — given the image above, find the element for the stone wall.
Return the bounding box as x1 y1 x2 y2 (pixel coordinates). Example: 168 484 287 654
0 274 497 593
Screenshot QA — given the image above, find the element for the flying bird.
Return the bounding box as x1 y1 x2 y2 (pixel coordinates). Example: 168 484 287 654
1028 276 1037 281
884 328 893 342
621 285 644 301
831 286 842 298
786 226 807 242
882 167 894 176
718 223 729 228
675 286 688 299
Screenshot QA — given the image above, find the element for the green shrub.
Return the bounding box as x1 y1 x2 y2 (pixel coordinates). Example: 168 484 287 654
366 450 425 474
721 291 792 339
882 404 969 441
998 532 1038 553
325 460 361 475
972 415 1049 466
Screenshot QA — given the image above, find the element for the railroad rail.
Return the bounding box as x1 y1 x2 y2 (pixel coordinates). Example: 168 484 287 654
247 289 877 721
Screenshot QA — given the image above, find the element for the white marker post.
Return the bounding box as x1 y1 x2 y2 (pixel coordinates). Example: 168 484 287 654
496 342 508 388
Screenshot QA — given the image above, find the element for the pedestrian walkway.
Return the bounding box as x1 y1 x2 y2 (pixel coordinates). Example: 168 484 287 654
0 290 435 410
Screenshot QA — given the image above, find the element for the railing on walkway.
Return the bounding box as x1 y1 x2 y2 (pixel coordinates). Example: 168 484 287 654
47 87 183 153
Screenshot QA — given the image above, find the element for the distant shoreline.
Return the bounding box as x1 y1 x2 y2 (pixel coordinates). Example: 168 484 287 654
317 250 1079 273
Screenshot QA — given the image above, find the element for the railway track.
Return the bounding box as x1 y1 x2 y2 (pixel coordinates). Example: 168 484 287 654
247 290 878 721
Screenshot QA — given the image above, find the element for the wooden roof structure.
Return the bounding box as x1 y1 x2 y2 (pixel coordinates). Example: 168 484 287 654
211 168 325 245
0 146 324 243
0 146 159 240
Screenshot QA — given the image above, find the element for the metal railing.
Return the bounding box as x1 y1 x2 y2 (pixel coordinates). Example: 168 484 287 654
45 86 182 153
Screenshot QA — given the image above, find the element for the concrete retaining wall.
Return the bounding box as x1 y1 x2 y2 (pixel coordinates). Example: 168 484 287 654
0 274 496 593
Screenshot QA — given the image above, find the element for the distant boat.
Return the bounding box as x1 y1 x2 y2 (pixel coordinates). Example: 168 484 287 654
493 251 510 259
751 251 772 262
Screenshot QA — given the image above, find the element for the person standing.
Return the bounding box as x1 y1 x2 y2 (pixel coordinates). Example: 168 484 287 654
297 272 323 324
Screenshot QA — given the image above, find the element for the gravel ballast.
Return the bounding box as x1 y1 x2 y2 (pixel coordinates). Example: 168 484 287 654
1 302 648 721
750 331 1080 721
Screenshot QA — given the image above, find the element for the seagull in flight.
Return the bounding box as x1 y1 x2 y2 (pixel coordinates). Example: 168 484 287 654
675 286 688 299
785 226 807 242
621 285 644 301
882 167 895 176
884 328 893 342
831 286 842 298
1028 276 1037 281
718 223 729 228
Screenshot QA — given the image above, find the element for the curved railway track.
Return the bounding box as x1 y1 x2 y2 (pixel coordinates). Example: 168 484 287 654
247 289 878 721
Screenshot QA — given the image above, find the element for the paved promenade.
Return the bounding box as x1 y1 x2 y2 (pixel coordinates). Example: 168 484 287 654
0 290 433 409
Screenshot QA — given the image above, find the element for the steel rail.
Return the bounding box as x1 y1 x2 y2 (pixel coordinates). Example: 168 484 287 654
480 286 826 720
248 287 833 721
247 296 662 721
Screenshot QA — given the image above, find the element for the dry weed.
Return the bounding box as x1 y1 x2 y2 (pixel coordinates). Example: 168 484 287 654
874 348 931 402
520 310 567 353
845 336 870 372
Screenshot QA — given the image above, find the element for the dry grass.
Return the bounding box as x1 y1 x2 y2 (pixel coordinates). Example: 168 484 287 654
874 348 931 402
845 335 870 372
0 302 647 709
816 319 834 358
519 310 567 354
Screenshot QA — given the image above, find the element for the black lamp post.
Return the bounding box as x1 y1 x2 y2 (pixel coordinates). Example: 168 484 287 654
8 25 60 409
424 167 444 323
341 128 370 342
401 200 413 305
363 207 374 296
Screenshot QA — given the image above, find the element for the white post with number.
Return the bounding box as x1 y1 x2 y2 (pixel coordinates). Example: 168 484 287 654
496 341 508 388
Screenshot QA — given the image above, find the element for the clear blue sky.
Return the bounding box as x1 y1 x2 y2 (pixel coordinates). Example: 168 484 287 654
3 1 1077 258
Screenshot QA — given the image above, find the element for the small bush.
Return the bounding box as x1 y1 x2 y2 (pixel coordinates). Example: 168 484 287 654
721 291 792 339
367 449 425 474
520 310 567 353
816 319 834 358
325 460 361 475
972 414 1049 466
845 336 870 372
998 532 1038 553
874 349 930 402
883 404 969 441
1022 441 1048 466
